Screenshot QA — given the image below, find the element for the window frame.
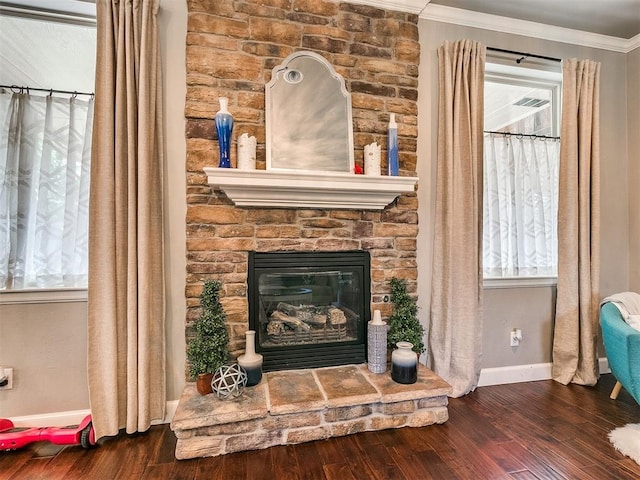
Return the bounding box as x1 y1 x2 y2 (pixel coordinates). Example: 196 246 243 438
485 62 562 137
0 288 87 305
482 61 562 288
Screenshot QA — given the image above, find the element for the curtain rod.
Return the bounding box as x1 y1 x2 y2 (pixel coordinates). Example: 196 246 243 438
0 84 94 97
0 4 96 27
485 131 560 140
487 47 561 64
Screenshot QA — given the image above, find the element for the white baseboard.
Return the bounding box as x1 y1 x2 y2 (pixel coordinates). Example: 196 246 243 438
8 400 179 428
599 356 611 374
161 400 179 425
478 362 552 386
478 357 611 387
8 409 93 428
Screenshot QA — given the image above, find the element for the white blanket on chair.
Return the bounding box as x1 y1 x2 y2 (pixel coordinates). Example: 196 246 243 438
601 292 640 331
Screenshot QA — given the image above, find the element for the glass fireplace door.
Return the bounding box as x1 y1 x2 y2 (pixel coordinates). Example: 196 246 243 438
248 251 370 371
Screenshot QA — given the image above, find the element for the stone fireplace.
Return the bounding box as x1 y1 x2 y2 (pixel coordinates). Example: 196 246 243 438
248 250 370 371
173 2 452 459
185 0 421 375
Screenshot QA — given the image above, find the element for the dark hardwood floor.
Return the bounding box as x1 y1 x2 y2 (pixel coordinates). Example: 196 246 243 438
2 373 640 479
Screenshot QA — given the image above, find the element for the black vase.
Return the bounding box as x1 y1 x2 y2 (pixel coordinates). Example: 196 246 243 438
390 341 418 384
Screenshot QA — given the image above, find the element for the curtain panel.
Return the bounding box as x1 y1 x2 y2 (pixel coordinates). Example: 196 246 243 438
483 134 560 278
429 39 485 397
88 0 165 440
552 58 601 386
0 92 93 289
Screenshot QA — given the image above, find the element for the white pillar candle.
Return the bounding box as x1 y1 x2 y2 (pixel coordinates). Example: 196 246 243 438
237 133 257 170
364 142 381 176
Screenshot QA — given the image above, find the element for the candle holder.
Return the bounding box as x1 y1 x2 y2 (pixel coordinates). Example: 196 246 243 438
367 310 387 373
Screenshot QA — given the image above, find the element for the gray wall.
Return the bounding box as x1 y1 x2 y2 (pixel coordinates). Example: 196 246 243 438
0 0 188 418
416 19 631 370
0 302 89 415
628 47 640 291
159 0 188 408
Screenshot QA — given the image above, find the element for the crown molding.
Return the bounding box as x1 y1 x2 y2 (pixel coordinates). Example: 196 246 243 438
628 33 640 53
345 0 429 15
420 4 635 54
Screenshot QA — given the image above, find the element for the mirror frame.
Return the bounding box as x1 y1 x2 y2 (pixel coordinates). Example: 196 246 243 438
265 51 355 173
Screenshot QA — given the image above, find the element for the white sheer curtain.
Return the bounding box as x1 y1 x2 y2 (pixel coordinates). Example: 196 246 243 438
0 91 93 289
483 134 560 278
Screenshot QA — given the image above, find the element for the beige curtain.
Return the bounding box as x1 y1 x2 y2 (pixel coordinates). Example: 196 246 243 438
552 59 601 386
88 0 165 440
429 40 485 397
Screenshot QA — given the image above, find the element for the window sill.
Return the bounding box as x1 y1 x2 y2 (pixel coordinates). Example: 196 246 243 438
0 288 88 305
483 276 557 289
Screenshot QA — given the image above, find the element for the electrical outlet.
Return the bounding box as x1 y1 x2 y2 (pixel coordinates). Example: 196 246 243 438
0 367 13 390
510 329 522 347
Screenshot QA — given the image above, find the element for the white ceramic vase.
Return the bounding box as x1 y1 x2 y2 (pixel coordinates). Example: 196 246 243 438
237 330 263 386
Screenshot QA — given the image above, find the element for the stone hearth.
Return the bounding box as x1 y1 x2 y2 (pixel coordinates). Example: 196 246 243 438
171 364 451 459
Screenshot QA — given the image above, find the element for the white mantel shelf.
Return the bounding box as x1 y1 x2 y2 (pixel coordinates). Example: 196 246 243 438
204 167 419 210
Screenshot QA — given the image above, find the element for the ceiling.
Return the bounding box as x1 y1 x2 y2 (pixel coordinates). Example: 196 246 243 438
0 0 638 92
427 0 640 39
2 0 639 40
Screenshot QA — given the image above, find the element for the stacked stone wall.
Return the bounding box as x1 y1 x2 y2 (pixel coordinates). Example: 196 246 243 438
185 0 421 370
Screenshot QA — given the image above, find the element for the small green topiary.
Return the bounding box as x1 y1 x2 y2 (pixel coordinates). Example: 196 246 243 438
187 279 230 380
387 277 425 354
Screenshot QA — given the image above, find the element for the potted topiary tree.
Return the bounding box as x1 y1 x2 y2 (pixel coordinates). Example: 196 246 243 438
187 279 230 395
387 277 425 355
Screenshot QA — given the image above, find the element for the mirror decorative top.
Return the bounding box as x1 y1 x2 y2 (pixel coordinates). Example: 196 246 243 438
266 51 355 173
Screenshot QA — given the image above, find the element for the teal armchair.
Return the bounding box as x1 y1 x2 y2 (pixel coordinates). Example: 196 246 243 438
600 301 640 404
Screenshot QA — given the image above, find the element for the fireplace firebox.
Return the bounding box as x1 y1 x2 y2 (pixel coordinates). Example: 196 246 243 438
248 251 370 371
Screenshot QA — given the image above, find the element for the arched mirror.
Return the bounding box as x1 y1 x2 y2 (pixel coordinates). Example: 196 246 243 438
266 51 354 173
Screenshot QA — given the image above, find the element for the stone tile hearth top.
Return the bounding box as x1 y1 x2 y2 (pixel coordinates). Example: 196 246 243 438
171 364 452 432
171 381 268 430
267 370 326 415
315 365 380 408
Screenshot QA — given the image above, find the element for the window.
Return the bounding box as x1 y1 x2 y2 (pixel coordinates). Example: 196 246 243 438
0 8 95 293
483 62 562 285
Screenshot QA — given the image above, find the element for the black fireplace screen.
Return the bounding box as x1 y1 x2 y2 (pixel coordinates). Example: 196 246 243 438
248 251 370 371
